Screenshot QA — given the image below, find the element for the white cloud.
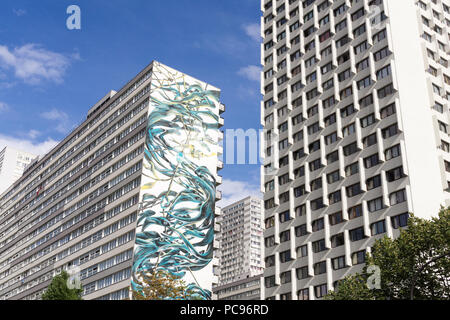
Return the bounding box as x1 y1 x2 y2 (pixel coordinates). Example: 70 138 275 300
218 179 262 207
243 23 261 42
13 9 27 17
237 65 261 82
26 130 41 139
0 44 71 85
41 109 69 121
40 109 72 134
0 134 58 156
0 102 8 113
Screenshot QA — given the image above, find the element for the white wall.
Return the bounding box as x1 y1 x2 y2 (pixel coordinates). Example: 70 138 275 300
385 0 447 218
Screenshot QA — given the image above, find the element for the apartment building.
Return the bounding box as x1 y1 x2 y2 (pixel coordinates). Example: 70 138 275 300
215 196 264 289
0 147 37 195
214 274 263 300
260 0 450 300
0 61 224 300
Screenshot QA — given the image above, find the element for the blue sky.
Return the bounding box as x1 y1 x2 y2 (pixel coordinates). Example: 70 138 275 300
0 0 263 205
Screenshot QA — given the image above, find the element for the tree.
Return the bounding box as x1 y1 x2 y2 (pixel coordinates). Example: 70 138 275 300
323 274 377 300
129 270 200 300
325 208 450 300
42 271 83 300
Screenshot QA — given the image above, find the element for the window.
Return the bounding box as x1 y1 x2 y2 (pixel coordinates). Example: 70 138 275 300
371 220 386 236
310 177 323 191
357 76 372 89
356 58 370 72
294 166 305 178
293 148 306 160
279 191 290 204
298 288 309 300
314 284 328 299
295 224 308 237
279 210 291 223
297 266 309 280
378 83 395 99
279 156 289 167
349 227 365 242
352 250 366 265
325 132 338 145
279 174 290 187
297 244 308 257
324 113 336 127
347 183 362 197
343 123 356 137
308 122 321 135
312 218 325 232
348 204 363 220
311 197 324 211
363 133 377 148
279 139 289 150
309 140 321 153
265 217 275 229
359 94 373 108
366 175 382 190
314 261 327 275
380 103 396 119
296 204 306 217
385 144 401 160
340 86 353 99
280 250 292 263
376 64 391 80
265 276 276 288
327 171 340 184
332 256 346 270
386 166 404 182
345 162 359 177
368 197 383 212
392 213 409 229
341 104 356 118
331 233 345 248
265 236 276 248
374 47 390 61
265 255 275 268
312 239 326 253
339 69 352 82
343 142 358 156
309 158 322 171
360 114 376 128
294 185 307 198
329 211 343 226
327 151 339 164
364 153 380 169
265 180 274 192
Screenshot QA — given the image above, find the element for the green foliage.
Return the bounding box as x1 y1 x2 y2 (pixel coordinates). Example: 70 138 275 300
323 274 377 300
325 208 450 300
41 271 83 300
129 270 200 300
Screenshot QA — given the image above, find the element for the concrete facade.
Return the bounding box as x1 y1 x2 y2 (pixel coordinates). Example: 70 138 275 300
260 0 450 300
0 61 224 300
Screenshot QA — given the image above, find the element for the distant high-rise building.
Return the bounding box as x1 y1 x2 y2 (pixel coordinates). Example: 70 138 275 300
0 147 37 195
261 0 450 300
214 274 263 300
0 61 224 300
215 196 264 289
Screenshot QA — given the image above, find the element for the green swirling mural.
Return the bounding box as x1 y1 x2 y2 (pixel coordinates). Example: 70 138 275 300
131 62 221 300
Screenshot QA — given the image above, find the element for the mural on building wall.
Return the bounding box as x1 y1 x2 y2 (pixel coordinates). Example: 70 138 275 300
131 62 221 300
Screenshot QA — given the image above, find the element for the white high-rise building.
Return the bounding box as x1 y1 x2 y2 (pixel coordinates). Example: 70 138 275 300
0 61 224 300
216 197 264 287
0 147 37 195
261 0 450 300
